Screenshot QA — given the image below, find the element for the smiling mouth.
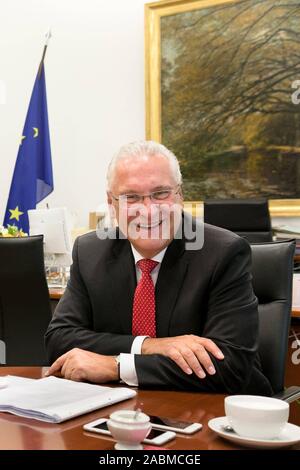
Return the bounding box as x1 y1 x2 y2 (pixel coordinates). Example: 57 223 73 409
137 220 163 229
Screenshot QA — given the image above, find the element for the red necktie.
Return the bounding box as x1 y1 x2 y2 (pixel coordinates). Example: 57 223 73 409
132 259 159 337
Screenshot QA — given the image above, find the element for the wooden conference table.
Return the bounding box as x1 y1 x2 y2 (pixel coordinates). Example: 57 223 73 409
0 367 299 450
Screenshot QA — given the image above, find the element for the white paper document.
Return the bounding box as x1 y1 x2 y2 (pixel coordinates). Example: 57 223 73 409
0 375 136 423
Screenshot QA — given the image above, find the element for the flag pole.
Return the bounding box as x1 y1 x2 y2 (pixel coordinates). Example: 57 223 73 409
38 29 52 76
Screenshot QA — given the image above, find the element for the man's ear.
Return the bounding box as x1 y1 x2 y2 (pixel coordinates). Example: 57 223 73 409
107 191 112 205
178 186 184 201
107 192 118 225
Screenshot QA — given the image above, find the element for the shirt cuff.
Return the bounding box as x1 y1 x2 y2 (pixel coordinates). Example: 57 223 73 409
130 336 149 354
119 353 138 386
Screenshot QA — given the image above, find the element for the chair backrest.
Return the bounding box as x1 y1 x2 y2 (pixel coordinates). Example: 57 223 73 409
250 240 295 394
0 235 51 365
204 199 272 242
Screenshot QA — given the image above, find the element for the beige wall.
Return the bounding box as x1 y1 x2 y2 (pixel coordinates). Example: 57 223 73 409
0 0 159 227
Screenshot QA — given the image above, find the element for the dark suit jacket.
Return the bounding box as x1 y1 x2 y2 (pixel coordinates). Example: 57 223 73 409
45 216 272 395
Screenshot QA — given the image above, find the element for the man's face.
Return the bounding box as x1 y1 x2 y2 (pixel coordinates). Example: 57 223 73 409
107 154 183 257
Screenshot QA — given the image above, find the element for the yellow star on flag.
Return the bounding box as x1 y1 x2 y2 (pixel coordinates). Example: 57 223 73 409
9 206 24 221
20 135 26 145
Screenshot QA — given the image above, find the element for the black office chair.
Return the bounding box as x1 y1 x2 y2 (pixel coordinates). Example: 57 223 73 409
251 240 300 401
0 235 51 365
204 199 272 243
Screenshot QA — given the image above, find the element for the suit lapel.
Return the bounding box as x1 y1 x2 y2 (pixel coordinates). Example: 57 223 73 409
155 237 188 337
106 240 136 334
105 213 192 337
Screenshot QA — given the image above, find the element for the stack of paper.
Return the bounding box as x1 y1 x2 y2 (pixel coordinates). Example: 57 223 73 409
273 225 300 256
0 375 136 423
273 225 300 239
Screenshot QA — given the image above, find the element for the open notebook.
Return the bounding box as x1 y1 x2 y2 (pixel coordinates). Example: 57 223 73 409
0 375 136 423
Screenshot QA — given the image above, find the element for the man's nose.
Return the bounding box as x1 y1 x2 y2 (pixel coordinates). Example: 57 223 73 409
138 200 160 220
142 195 153 208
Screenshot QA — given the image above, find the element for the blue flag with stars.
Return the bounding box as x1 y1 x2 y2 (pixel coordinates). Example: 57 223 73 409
3 62 53 233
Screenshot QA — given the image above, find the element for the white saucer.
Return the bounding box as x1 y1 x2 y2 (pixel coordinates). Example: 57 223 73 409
208 417 300 449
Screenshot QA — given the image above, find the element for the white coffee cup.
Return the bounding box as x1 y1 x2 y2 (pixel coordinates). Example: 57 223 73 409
224 395 289 439
107 410 151 450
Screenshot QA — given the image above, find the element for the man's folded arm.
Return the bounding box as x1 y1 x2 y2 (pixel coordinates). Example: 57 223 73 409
135 237 271 394
135 342 256 393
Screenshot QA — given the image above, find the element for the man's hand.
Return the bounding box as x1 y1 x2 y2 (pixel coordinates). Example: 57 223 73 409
46 348 118 383
141 335 224 379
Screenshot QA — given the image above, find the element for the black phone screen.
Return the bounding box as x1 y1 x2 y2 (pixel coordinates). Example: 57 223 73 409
148 415 191 429
94 421 109 431
93 421 164 439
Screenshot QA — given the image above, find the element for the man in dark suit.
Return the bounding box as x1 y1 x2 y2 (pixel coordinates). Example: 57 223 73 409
45 141 272 395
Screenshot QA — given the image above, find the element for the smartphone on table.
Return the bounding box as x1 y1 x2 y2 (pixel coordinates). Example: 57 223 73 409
83 418 176 446
147 415 202 434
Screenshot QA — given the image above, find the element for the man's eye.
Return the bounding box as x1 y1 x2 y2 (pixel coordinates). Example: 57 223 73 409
153 191 171 200
126 195 139 203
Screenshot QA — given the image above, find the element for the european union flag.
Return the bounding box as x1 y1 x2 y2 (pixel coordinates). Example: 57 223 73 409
3 62 53 234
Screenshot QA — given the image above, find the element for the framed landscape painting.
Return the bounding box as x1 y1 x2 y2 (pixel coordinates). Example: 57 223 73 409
145 0 300 215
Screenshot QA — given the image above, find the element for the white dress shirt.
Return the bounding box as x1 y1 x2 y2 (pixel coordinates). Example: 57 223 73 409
119 245 168 386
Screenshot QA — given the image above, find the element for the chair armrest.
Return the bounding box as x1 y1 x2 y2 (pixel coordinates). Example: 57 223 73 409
273 386 300 403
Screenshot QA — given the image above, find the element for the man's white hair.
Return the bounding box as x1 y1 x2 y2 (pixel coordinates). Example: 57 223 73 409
107 140 182 190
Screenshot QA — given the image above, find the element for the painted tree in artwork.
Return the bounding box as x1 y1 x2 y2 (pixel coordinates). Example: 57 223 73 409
161 0 300 199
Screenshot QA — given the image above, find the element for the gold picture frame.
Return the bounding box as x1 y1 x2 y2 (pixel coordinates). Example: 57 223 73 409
145 0 300 216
